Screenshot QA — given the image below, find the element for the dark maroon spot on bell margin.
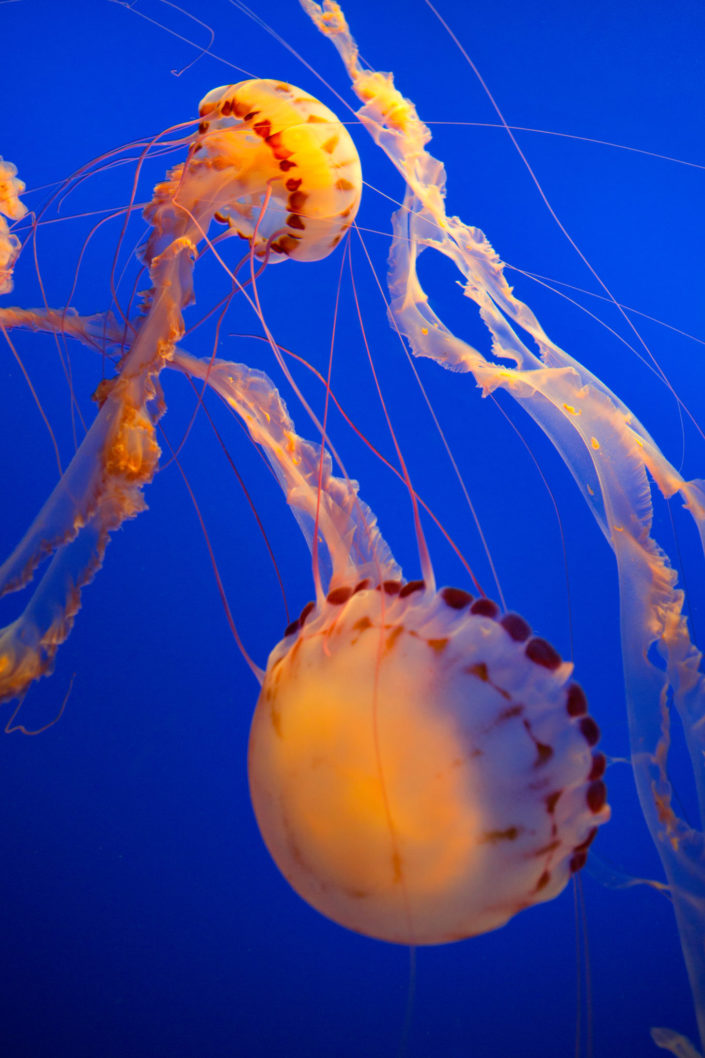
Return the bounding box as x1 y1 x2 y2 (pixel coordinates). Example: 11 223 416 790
327 585 352 605
525 637 562 670
353 579 370 594
588 753 606 780
284 618 300 637
400 580 425 598
545 790 562 814
441 587 473 610
299 601 315 626
566 683 588 716
471 598 499 618
586 780 607 813
579 716 600 747
501 613 531 642
382 580 402 595
535 870 551 892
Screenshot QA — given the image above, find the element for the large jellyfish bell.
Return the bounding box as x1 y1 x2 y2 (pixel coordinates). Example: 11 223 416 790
250 578 608 944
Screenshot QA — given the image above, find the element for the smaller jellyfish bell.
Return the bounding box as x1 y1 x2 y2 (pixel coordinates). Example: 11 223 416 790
196 79 362 262
249 580 609 945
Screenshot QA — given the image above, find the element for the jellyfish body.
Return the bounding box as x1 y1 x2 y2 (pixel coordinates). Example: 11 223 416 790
249 580 608 944
196 79 362 262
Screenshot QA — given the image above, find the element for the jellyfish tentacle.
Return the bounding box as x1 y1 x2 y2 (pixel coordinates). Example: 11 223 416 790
171 350 399 592
0 306 398 598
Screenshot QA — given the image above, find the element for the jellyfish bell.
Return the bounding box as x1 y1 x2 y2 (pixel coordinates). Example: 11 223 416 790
195 79 362 262
249 578 609 944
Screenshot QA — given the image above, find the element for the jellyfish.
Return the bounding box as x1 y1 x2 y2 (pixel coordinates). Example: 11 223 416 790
1 1 703 1056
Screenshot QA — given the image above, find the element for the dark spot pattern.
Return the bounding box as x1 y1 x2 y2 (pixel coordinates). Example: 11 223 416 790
579 716 600 746
525 637 562 670
441 587 473 610
288 190 308 213
400 580 425 597
587 780 607 813
566 683 588 716
588 753 606 780
471 598 499 618
501 612 531 641
327 585 352 605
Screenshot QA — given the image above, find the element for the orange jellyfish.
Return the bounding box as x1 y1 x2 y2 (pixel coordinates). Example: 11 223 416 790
249 576 608 944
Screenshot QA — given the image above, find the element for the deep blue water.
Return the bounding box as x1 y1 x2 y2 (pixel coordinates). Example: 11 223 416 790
1 1 704 1055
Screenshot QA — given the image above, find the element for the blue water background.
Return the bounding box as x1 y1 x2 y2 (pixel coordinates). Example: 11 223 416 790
1 0 704 1055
